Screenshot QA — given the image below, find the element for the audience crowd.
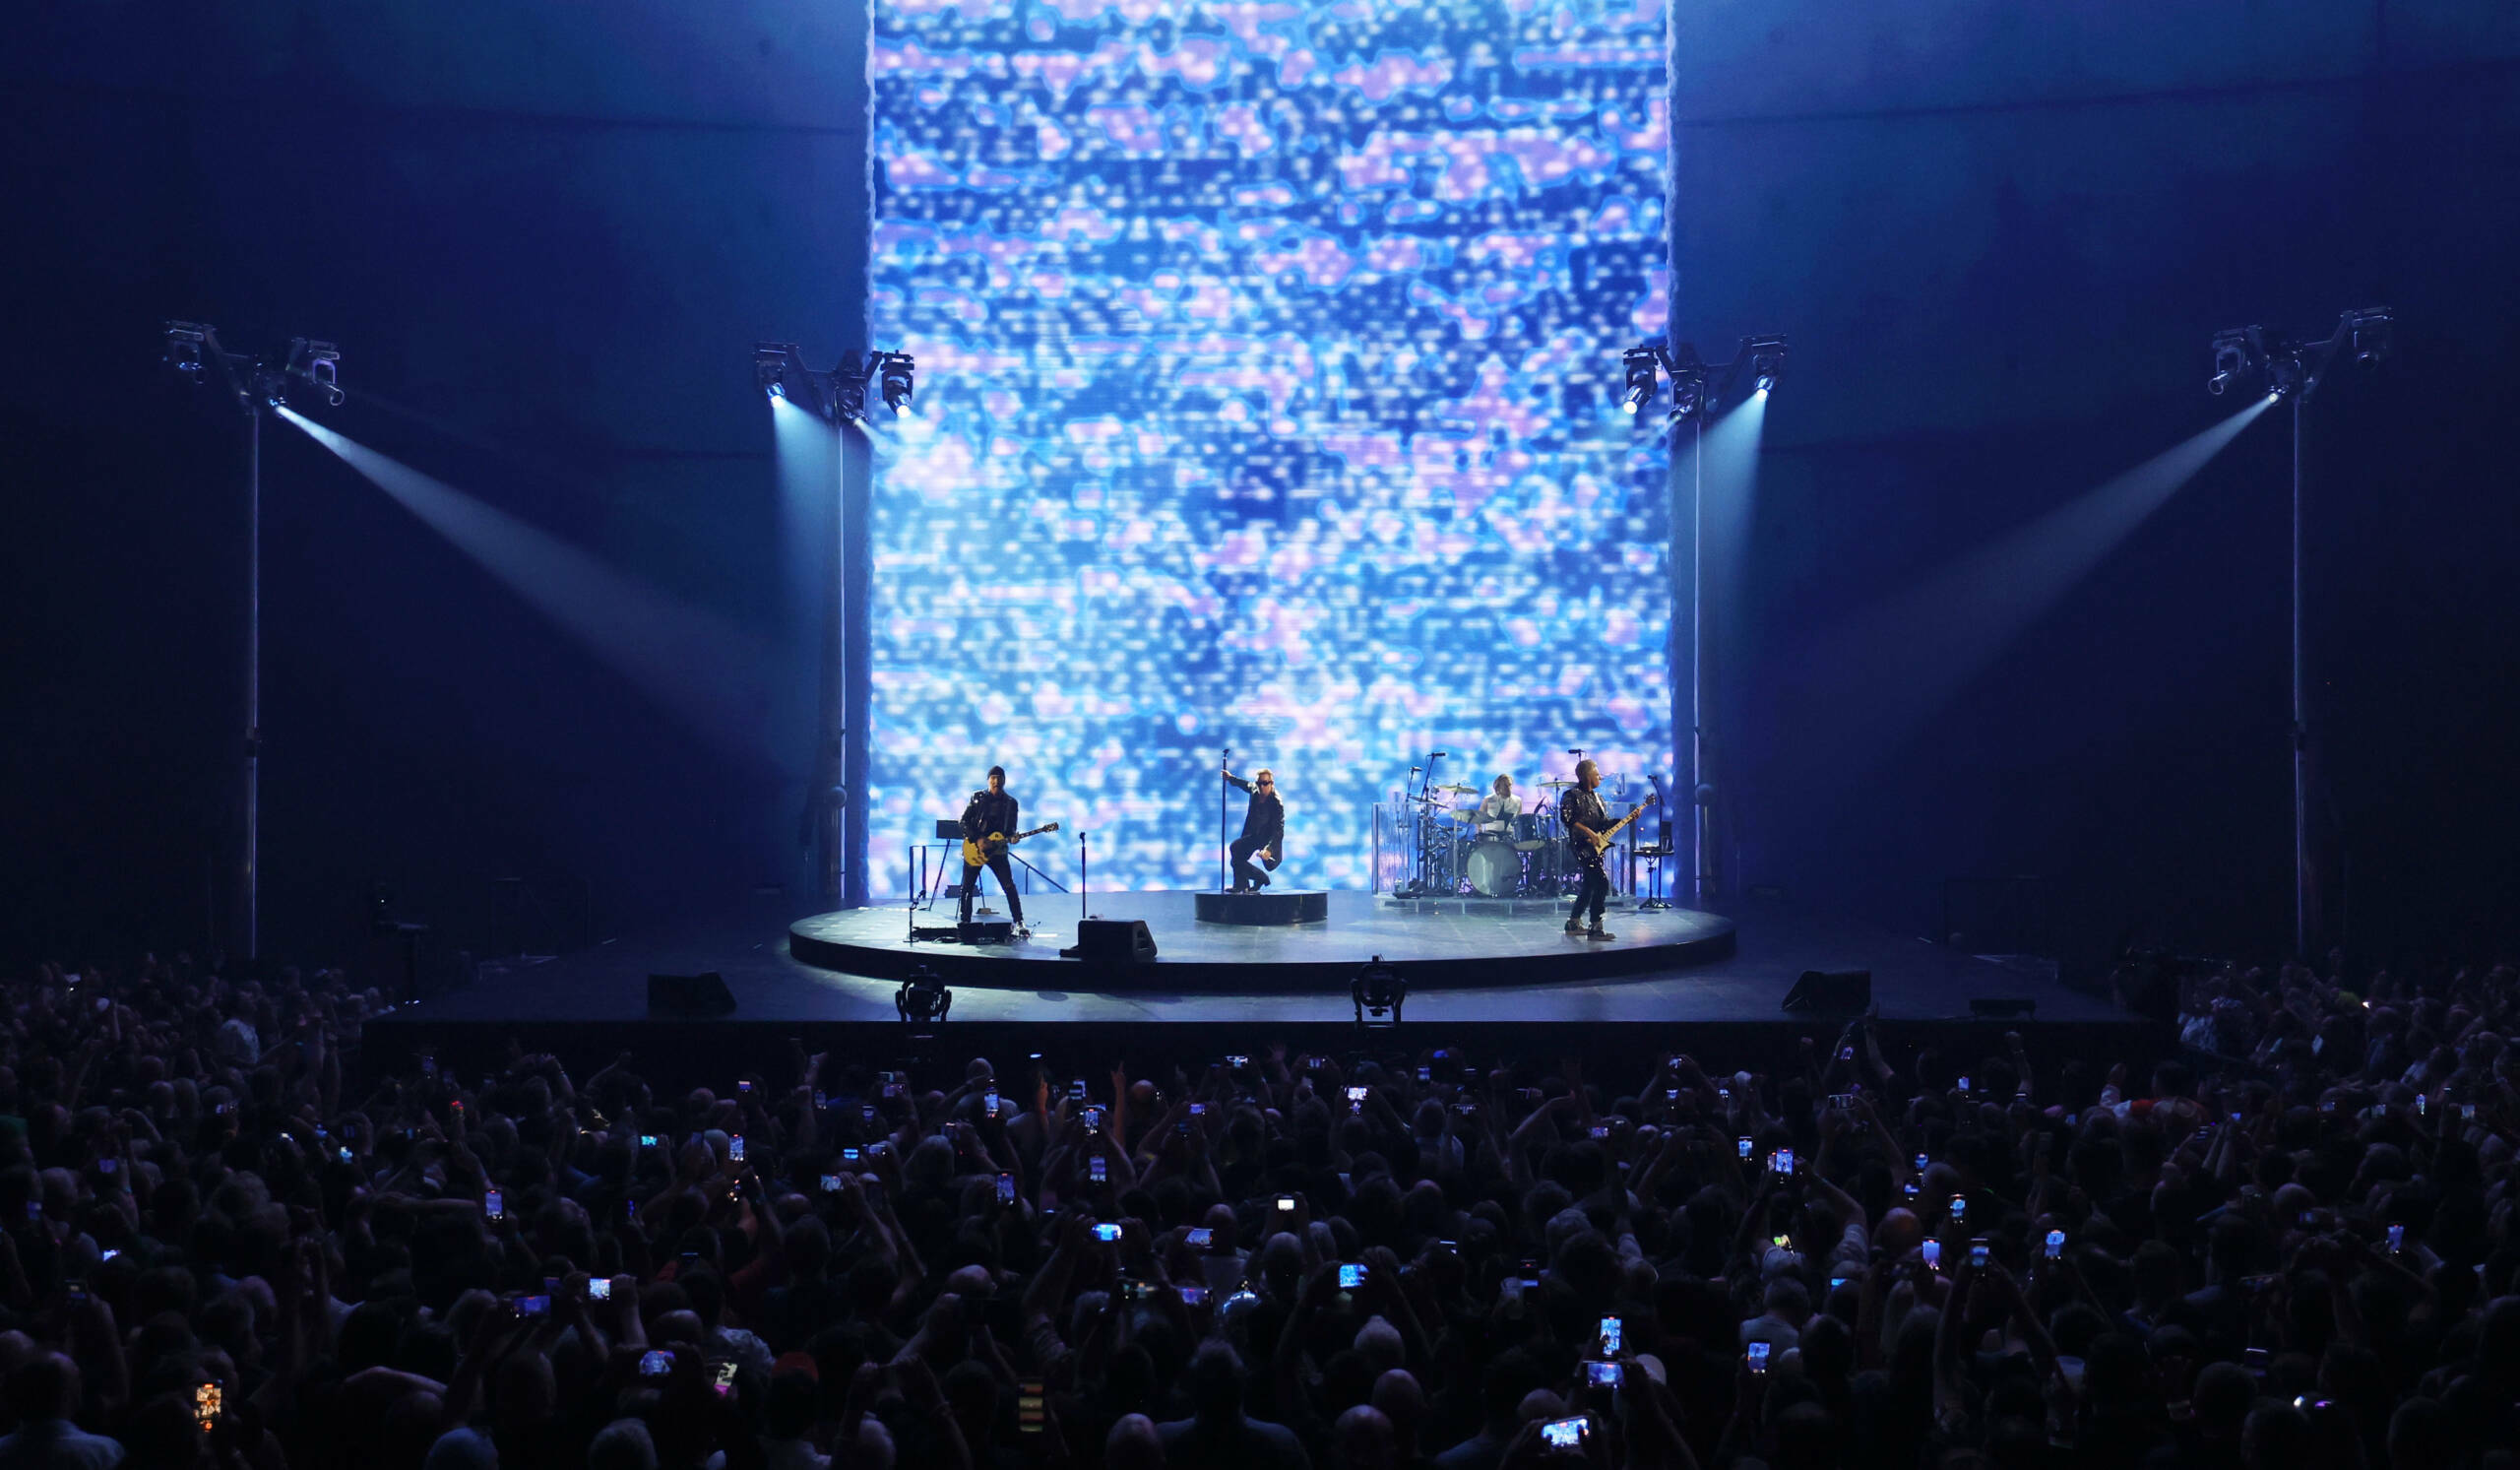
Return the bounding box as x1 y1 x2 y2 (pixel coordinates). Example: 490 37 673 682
0 947 2514 1470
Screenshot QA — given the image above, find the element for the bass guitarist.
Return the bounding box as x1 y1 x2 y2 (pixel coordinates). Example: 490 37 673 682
960 766 1029 934
1557 759 1616 940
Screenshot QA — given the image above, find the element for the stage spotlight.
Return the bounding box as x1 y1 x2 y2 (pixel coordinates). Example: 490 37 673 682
2343 305 2393 365
287 339 344 407
2208 326 2265 397
1740 334 1788 395
1670 370 1706 420
896 963 952 1026
1620 346 1660 414
754 342 800 401
1352 954 1407 1029
875 351 916 413
2267 352 2308 400
163 322 208 377
833 374 868 420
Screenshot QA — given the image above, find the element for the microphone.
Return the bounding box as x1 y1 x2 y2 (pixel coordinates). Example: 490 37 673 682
1430 750 1449 758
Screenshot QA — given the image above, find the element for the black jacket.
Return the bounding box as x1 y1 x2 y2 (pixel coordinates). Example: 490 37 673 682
1226 773 1284 849
961 789 1020 846
1558 787 1610 855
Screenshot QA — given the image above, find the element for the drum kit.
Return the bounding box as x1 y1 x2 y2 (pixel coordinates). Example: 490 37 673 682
1396 776 1622 899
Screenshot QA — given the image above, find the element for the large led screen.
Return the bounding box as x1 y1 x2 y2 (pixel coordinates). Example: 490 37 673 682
869 0 1670 894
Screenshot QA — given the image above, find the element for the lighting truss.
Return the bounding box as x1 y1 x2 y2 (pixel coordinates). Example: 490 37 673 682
1618 334 1787 421
2205 307 2392 400
165 323 343 412
754 342 917 423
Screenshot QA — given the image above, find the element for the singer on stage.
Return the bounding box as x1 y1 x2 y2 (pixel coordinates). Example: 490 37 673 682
960 766 1028 933
1224 768 1284 892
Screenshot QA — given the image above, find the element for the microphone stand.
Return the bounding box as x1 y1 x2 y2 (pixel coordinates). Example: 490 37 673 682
1428 751 1448 896
1220 746 1231 895
1079 830 1088 925
1401 764 1421 896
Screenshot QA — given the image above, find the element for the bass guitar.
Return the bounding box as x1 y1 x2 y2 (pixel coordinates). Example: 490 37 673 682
963 821 1060 867
1577 792 1659 855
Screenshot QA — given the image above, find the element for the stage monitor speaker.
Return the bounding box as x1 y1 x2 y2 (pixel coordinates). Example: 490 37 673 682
648 971 736 1017
1061 919 1158 964
1783 969 1870 1013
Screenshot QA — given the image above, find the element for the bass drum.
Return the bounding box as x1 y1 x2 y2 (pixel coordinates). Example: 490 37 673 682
1465 837 1522 898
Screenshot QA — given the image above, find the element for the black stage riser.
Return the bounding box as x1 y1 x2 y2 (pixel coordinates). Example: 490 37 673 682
789 889 1737 991
787 935 1736 990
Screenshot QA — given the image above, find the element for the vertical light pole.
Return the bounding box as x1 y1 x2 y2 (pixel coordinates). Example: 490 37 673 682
758 344 914 912
165 327 339 961
1630 336 1778 907
1689 410 1709 904
244 404 262 959
2289 391 2308 958
2209 308 2389 956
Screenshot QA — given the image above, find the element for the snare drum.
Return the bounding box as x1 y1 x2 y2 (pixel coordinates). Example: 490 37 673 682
1465 837 1522 898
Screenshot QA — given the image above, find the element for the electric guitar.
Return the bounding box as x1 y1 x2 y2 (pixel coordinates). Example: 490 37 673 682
1575 792 1659 855
963 821 1059 867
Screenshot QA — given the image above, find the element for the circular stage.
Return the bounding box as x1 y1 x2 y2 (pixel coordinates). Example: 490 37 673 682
1193 888 1330 926
788 890 1733 992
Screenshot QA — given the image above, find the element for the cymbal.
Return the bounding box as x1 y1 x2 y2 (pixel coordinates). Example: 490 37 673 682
1542 779 1579 788
1431 783 1477 794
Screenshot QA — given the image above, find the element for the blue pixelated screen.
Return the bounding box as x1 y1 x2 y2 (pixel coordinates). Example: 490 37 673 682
869 0 1670 894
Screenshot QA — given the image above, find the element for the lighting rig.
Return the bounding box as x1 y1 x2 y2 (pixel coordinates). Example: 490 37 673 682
2206 307 2391 402
165 323 344 410
161 322 343 962
754 342 917 421
1617 332 1789 910
2200 306 2393 958
1621 333 1788 420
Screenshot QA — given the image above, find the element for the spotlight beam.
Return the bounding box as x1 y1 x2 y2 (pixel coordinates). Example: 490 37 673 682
1784 398 2275 783
278 408 773 762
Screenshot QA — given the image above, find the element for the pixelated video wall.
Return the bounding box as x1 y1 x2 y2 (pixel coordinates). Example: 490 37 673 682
870 0 1670 894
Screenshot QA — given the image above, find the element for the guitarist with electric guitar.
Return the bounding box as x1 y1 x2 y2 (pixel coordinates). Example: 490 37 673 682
1558 759 1657 940
960 766 1058 935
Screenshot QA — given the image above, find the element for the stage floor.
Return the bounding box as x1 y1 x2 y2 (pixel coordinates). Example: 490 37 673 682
788 890 1736 991
365 894 2160 1083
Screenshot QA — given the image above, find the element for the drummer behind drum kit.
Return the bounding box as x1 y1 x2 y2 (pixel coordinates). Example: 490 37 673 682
1400 777 1622 899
